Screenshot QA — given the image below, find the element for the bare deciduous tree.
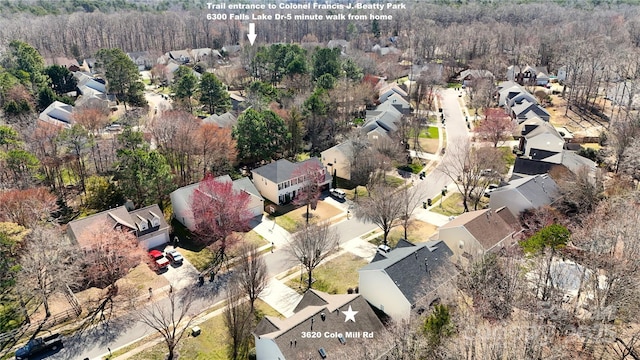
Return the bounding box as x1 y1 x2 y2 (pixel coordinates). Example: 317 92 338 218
292 161 325 225
438 140 504 212
224 280 252 360
17 225 80 318
287 221 337 290
233 241 268 314
475 108 516 147
138 288 196 360
354 183 404 246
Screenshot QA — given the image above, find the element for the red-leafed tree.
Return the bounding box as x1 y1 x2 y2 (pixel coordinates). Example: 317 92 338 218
292 161 326 225
190 174 252 275
476 108 516 147
78 220 146 322
0 187 57 227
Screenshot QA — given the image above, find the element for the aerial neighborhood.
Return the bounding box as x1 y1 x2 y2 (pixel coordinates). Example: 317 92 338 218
0 1 639 359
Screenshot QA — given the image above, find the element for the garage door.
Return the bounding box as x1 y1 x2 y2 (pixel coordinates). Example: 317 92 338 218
141 232 169 250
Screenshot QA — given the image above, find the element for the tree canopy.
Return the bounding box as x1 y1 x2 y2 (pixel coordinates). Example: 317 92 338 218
233 109 289 163
95 48 146 108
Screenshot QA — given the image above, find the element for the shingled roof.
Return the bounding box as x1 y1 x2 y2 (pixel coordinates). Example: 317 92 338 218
439 207 520 251
254 290 384 360
360 240 455 305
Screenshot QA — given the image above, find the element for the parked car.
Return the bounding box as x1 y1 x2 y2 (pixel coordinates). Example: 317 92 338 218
480 168 498 177
378 244 391 253
15 333 63 359
165 249 183 265
149 249 170 271
483 184 500 198
329 188 346 200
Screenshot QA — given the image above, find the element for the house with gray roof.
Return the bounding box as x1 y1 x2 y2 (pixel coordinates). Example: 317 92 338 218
38 101 74 128
489 174 559 218
362 101 403 138
251 158 331 205
438 207 521 268
67 204 169 250
170 175 264 231
507 65 550 85
510 100 551 123
457 69 494 87
518 117 565 164
254 290 384 360
358 239 455 322
202 112 237 128
384 92 411 114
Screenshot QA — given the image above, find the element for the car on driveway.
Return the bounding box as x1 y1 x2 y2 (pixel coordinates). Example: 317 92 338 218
149 249 170 272
329 188 346 200
165 249 184 265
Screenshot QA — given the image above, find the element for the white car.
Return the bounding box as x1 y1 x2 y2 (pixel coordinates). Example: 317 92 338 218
329 188 346 200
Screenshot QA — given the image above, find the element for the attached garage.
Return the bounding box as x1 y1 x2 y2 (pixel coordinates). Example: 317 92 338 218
139 231 169 250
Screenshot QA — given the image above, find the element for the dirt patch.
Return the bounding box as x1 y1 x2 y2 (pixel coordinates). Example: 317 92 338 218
369 220 439 247
548 95 606 137
418 137 439 154
281 201 343 230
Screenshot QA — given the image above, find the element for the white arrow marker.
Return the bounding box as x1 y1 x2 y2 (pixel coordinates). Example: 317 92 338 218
247 23 257 46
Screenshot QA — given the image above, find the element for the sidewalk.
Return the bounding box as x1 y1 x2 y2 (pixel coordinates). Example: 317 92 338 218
250 215 293 250
258 279 302 317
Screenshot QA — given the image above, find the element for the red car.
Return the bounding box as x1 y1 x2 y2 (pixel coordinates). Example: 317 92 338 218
149 249 170 271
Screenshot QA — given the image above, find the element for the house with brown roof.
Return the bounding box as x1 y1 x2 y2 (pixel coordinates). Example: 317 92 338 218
254 290 384 360
67 204 170 250
437 207 521 269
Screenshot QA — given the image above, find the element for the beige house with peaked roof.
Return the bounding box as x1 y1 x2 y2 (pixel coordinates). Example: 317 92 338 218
254 290 384 360
67 204 169 250
438 207 521 268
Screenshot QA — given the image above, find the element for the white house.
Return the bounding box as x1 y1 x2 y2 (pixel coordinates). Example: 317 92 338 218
438 208 520 268
38 101 74 128
358 239 455 322
251 158 331 205
489 174 559 218
321 141 353 181
170 175 264 231
67 204 170 250
253 290 384 360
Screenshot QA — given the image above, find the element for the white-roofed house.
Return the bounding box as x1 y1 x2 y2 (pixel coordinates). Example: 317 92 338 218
39 101 74 128
170 175 264 231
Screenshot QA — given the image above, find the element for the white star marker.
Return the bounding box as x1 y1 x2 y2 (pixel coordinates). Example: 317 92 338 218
342 305 358 322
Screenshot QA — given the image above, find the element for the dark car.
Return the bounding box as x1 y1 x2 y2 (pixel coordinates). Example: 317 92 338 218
165 249 184 265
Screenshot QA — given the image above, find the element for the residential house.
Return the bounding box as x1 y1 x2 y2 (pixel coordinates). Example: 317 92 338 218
372 44 401 57
190 48 222 63
321 140 353 180
221 45 242 55
506 65 550 85
327 39 349 54
229 92 246 111
45 57 81 72
127 51 155 71
202 112 237 128
38 101 74 128
377 82 408 102
456 69 495 87
254 290 384 360
358 239 455 322
497 81 526 107
510 100 551 123
362 101 403 138
517 117 565 164
489 174 559 218
438 208 521 268
384 92 411 114
67 204 170 250
170 175 264 231
74 72 107 94
251 158 331 205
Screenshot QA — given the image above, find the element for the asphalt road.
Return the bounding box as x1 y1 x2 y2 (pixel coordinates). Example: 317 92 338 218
45 88 467 360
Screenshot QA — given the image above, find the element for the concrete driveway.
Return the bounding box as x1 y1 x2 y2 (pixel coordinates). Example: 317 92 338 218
160 245 200 290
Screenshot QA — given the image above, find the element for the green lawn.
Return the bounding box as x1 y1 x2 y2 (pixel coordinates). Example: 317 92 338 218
286 253 368 294
369 220 439 247
498 146 517 174
125 300 280 360
430 192 465 217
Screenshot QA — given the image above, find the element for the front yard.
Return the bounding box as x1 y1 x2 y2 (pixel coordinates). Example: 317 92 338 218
368 220 439 247
276 201 343 232
121 299 281 360
286 253 368 294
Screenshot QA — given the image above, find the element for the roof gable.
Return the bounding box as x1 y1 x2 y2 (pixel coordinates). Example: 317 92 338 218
360 240 455 304
252 158 324 184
